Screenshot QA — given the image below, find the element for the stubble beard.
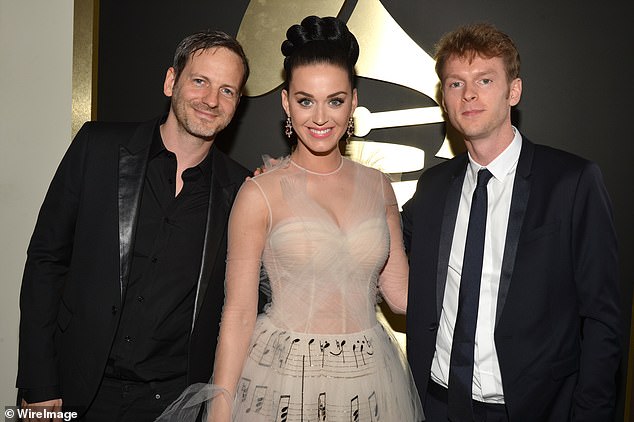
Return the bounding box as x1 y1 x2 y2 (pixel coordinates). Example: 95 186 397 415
172 98 227 141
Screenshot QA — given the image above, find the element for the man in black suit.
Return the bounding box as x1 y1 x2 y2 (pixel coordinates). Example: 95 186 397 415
403 23 620 421
17 30 251 421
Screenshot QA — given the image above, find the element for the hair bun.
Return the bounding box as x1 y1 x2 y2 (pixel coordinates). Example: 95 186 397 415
281 16 359 65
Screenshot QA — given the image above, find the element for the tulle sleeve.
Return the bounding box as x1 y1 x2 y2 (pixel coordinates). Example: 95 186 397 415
377 174 409 314
215 177 269 410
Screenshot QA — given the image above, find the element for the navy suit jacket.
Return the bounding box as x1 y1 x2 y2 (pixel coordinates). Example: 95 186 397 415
17 117 250 409
403 138 620 421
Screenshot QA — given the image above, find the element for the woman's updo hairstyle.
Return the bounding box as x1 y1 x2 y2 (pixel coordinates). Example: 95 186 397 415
281 15 359 89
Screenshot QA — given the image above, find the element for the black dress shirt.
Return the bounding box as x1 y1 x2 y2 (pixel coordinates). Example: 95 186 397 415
107 126 212 382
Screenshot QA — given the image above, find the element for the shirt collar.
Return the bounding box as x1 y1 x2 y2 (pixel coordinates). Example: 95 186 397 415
149 115 214 182
467 126 522 183
149 115 169 159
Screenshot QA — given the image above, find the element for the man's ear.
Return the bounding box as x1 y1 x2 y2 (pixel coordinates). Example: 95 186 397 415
509 77 522 106
163 67 176 97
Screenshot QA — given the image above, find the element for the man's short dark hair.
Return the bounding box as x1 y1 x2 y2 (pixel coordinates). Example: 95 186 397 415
172 30 250 91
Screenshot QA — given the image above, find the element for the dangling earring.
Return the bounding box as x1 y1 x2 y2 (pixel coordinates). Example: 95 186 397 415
346 117 355 140
285 116 293 139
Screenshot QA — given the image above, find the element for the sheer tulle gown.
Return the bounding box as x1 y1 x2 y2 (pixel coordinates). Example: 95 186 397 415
157 157 423 421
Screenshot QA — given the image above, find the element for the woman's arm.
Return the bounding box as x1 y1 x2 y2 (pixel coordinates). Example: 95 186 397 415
208 179 269 419
378 175 409 314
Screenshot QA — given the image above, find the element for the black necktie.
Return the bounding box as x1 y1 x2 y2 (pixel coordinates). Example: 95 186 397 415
447 168 493 421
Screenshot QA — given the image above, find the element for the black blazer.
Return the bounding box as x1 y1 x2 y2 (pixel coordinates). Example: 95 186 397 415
17 117 250 409
403 138 621 421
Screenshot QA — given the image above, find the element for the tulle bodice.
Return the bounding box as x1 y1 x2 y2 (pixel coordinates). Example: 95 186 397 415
250 157 393 334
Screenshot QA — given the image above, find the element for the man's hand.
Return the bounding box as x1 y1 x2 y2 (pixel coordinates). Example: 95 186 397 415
246 165 265 181
248 156 280 180
21 398 63 422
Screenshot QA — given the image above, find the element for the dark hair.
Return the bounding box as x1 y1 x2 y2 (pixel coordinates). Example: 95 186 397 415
172 30 250 91
281 16 359 89
434 23 520 83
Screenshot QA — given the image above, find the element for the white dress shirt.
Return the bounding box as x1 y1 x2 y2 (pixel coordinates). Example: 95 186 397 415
430 129 522 403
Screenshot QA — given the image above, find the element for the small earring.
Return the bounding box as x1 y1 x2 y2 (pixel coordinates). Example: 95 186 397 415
346 117 354 139
285 116 293 139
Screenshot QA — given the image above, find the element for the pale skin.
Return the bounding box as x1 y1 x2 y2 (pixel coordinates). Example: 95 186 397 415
253 64 357 174
440 54 522 166
19 399 63 422
22 47 245 421
282 63 358 172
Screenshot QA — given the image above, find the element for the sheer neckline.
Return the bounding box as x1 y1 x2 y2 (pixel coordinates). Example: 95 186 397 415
290 157 344 176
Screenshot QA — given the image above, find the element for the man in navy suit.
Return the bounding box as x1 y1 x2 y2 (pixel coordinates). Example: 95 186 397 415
17 31 251 421
403 23 620 421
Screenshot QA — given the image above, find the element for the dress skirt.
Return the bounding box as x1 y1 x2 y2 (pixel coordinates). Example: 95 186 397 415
232 315 423 421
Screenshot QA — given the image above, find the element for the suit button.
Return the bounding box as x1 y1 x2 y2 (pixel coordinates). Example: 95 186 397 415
137 296 144 303
125 336 132 343
112 306 118 314
151 257 158 263
428 322 439 331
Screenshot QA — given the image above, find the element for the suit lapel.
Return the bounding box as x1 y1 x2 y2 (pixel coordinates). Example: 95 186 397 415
118 120 155 296
191 149 234 329
436 156 468 321
495 139 534 327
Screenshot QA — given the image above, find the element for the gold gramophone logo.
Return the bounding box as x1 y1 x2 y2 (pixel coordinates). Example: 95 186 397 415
237 0 459 207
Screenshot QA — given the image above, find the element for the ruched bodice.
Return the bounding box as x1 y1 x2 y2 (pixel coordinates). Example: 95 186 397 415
253 158 390 334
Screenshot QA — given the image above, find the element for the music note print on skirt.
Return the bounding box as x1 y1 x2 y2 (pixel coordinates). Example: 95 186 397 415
234 316 420 421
